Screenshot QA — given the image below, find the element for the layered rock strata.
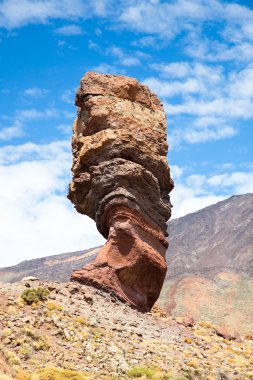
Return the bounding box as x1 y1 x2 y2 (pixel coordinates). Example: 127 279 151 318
68 72 173 311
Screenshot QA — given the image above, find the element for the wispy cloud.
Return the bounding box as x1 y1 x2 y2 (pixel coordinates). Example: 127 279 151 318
170 166 253 218
0 0 86 29
0 0 114 29
61 89 75 104
144 58 253 147
171 125 237 146
146 62 223 98
165 98 253 119
144 77 204 97
54 24 84 36
0 107 59 141
92 63 125 75
0 120 24 141
108 46 141 67
23 87 49 98
57 123 72 135
119 0 209 39
118 0 253 68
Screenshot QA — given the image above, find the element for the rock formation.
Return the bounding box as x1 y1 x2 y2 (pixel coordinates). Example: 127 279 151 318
68 72 173 311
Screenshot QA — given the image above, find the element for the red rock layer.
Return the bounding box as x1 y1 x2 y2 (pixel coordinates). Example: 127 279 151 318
68 72 173 311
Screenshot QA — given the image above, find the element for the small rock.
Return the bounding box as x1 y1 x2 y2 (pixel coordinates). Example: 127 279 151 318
215 326 239 341
176 316 194 327
21 276 39 282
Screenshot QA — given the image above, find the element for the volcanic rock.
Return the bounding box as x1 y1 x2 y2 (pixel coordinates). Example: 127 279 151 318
68 72 173 311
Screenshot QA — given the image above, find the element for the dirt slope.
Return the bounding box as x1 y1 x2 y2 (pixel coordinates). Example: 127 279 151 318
0 279 253 379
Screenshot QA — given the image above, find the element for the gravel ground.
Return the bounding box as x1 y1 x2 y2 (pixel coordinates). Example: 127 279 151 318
0 280 252 379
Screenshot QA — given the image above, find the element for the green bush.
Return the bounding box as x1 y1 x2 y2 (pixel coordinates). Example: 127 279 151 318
21 287 50 305
22 367 89 380
126 367 187 380
127 367 155 378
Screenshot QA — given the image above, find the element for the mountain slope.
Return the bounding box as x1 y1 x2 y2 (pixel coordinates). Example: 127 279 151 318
166 193 253 278
159 193 253 334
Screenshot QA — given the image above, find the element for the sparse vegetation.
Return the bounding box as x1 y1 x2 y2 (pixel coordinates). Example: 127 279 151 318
21 288 50 305
127 367 155 378
1 281 253 380
47 301 62 311
4 350 20 365
17 367 89 380
126 367 187 379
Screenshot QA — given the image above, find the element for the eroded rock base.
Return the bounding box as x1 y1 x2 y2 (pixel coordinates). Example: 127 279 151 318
71 207 167 311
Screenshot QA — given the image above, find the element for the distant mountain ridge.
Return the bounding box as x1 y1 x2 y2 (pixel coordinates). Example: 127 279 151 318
0 193 252 282
0 193 252 334
0 247 101 283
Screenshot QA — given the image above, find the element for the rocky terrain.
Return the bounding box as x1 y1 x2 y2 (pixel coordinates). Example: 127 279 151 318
0 278 253 380
68 72 173 310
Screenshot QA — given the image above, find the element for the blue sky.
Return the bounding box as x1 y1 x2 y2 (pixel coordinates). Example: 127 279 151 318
0 0 253 266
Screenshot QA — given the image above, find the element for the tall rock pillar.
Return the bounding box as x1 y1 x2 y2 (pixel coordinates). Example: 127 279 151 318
68 72 173 311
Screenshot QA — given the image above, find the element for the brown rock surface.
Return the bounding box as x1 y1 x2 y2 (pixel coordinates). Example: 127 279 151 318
68 72 173 311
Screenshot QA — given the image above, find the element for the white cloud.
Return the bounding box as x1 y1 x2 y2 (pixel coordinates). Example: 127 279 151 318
0 121 24 141
204 42 253 63
92 0 109 17
171 192 226 219
57 123 72 135
146 58 253 148
54 24 84 36
0 140 104 267
18 108 59 120
0 140 69 164
151 62 191 78
88 40 101 52
170 167 253 219
0 0 120 31
170 165 184 179
132 36 159 48
119 0 210 39
0 0 115 29
170 174 226 219
165 97 253 119
0 107 60 141
168 116 237 148
183 125 237 144
61 89 75 104
23 87 49 98
0 0 86 29
118 0 253 67
144 77 204 98
145 62 223 100
227 67 253 99
1 0 253 67
143 59 250 148
207 172 253 194
92 63 125 75
108 46 141 67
